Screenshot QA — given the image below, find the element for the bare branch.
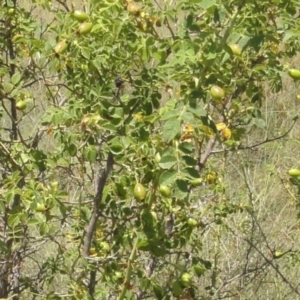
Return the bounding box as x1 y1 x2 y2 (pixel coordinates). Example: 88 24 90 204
198 136 216 171
238 116 298 150
83 152 114 257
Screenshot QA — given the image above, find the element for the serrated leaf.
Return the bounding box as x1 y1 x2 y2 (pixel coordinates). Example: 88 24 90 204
39 223 49 235
160 108 182 121
283 30 300 43
27 218 41 226
239 35 251 48
184 167 200 178
199 0 216 9
178 142 195 154
159 170 177 185
81 47 90 59
181 112 194 122
187 105 206 117
68 144 77 157
100 121 117 131
221 52 230 64
3 83 14 94
176 179 189 192
8 214 20 227
11 72 21 85
137 240 150 250
109 143 123 155
227 32 241 44
182 156 197 166
0 240 7 252
158 156 177 170
163 119 181 142
84 146 97 163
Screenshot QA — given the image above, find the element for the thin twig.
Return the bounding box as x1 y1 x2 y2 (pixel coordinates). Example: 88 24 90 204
238 117 298 150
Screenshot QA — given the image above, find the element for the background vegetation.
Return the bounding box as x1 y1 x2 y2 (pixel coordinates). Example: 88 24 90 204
1 0 300 299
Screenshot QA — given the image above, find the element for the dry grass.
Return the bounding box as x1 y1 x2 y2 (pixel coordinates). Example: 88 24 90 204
211 71 300 299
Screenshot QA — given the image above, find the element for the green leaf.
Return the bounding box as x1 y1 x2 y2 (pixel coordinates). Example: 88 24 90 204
187 105 206 117
182 156 197 166
227 32 241 44
174 179 189 199
181 111 194 123
283 30 300 43
11 72 21 85
3 83 14 94
84 146 97 163
152 283 165 299
109 143 123 155
51 112 64 125
158 155 177 170
0 240 8 252
0 201 5 212
8 214 20 227
27 218 41 226
39 223 49 235
239 35 251 48
159 170 177 185
68 144 77 157
100 121 117 131
163 119 181 142
199 0 216 9
81 47 91 59
179 142 195 154
137 239 150 250
160 108 182 121
184 167 200 178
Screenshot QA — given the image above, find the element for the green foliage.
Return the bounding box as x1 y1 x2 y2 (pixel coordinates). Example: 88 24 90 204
0 0 300 299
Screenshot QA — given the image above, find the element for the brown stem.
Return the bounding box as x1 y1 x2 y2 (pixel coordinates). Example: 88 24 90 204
198 136 216 171
83 152 114 256
83 152 114 296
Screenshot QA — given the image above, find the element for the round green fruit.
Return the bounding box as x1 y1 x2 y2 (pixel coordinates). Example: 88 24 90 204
114 271 123 279
126 2 140 15
100 241 110 252
35 203 46 212
134 183 146 201
274 250 283 259
180 272 192 287
54 40 67 55
7 8 15 16
51 181 58 191
210 86 225 100
73 10 89 22
187 218 198 228
229 44 242 55
288 169 300 177
288 69 300 80
16 100 27 111
154 152 161 163
190 178 202 186
80 64 88 72
78 22 93 35
158 185 171 198
193 265 205 277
